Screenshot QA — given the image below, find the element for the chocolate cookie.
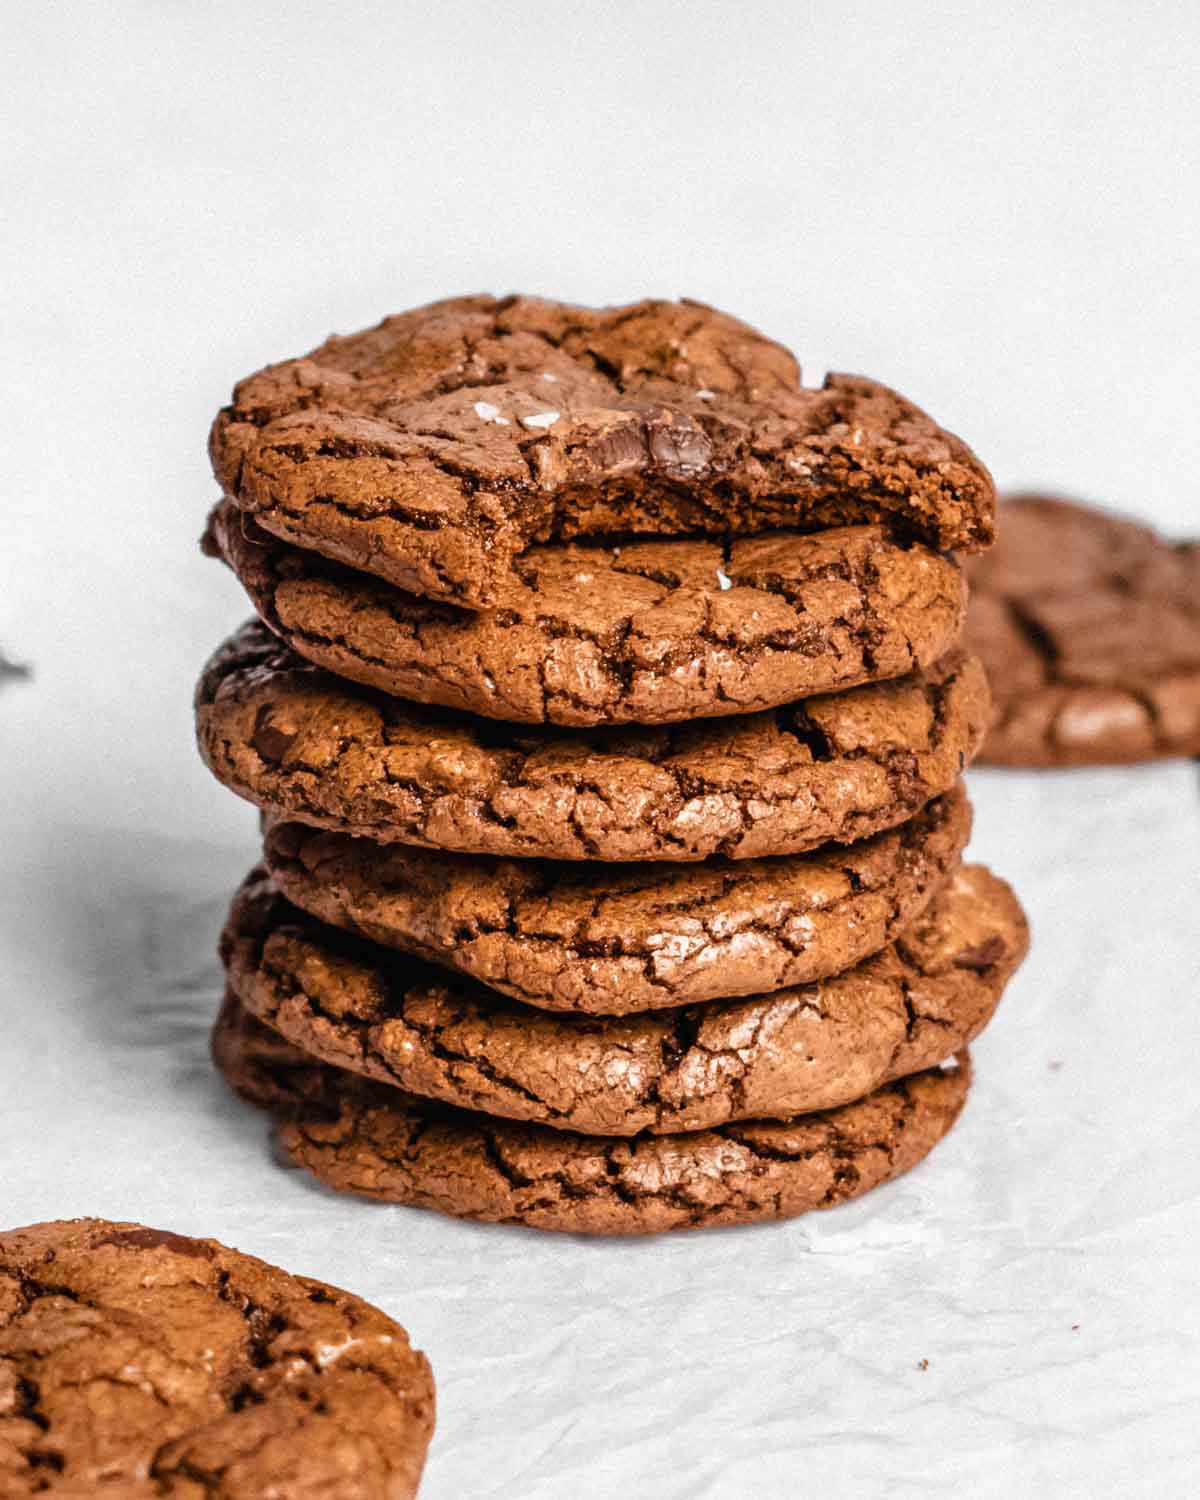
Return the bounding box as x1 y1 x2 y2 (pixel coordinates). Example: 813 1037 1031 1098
209 294 995 608
213 994 973 1234
221 862 1021 1136
260 788 971 1014
966 494 1200 764
196 623 990 862
206 501 966 726
0 1218 434 1497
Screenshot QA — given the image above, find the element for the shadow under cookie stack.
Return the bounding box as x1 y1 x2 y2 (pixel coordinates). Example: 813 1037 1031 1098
196 294 1029 1235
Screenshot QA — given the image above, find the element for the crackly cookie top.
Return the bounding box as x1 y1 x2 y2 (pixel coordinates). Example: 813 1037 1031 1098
206 500 966 726
210 294 995 607
0 1219 434 1498
195 621 990 861
220 860 1022 1137
214 995 973 1235
966 494 1200 764
260 787 972 1014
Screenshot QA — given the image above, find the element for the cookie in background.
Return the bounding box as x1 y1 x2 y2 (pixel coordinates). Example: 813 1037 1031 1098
965 494 1200 766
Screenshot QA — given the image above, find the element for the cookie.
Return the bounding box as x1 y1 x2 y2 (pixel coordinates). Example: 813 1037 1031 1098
966 494 1200 764
260 787 971 1014
209 294 995 608
213 994 973 1235
206 500 966 726
0 1218 433 1498
221 861 1021 1137
196 622 990 862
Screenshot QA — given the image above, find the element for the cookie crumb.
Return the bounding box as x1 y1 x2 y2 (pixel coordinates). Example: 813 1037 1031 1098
1071 1323 1081 1332
917 1358 929 1371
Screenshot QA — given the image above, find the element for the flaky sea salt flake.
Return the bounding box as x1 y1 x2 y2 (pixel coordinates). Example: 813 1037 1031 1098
473 400 509 425
521 410 561 430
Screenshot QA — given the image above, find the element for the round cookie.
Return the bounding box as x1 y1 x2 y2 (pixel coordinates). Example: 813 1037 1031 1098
221 861 1022 1137
213 993 973 1235
966 494 1200 764
260 787 972 1014
196 622 990 862
206 500 966 726
0 1219 434 1498
209 293 995 608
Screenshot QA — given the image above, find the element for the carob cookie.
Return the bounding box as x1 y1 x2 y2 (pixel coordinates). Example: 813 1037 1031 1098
209 294 995 608
220 862 1022 1136
196 622 990 862
206 499 966 726
966 494 1200 765
213 993 973 1235
0 1218 433 1498
260 788 972 1014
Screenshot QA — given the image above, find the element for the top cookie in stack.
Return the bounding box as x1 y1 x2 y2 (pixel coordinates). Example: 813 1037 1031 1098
197 295 1025 1235
205 294 990 725
208 295 994 605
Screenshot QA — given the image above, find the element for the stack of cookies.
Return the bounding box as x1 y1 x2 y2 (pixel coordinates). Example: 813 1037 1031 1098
196 294 1029 1234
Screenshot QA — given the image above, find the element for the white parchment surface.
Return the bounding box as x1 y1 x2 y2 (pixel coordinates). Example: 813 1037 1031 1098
3 5 1199 1492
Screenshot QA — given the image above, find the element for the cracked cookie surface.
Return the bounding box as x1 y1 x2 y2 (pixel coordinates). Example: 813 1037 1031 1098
206 500 965 726
213 994 973 1234
209 294 995 607
966 494 1200 764
0 1218 434 1498
220 862 1020 1137
261 787 971 1014
196 622 989 861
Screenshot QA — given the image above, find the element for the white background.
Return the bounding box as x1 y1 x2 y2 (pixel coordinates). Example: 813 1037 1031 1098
2 4 1198 1496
